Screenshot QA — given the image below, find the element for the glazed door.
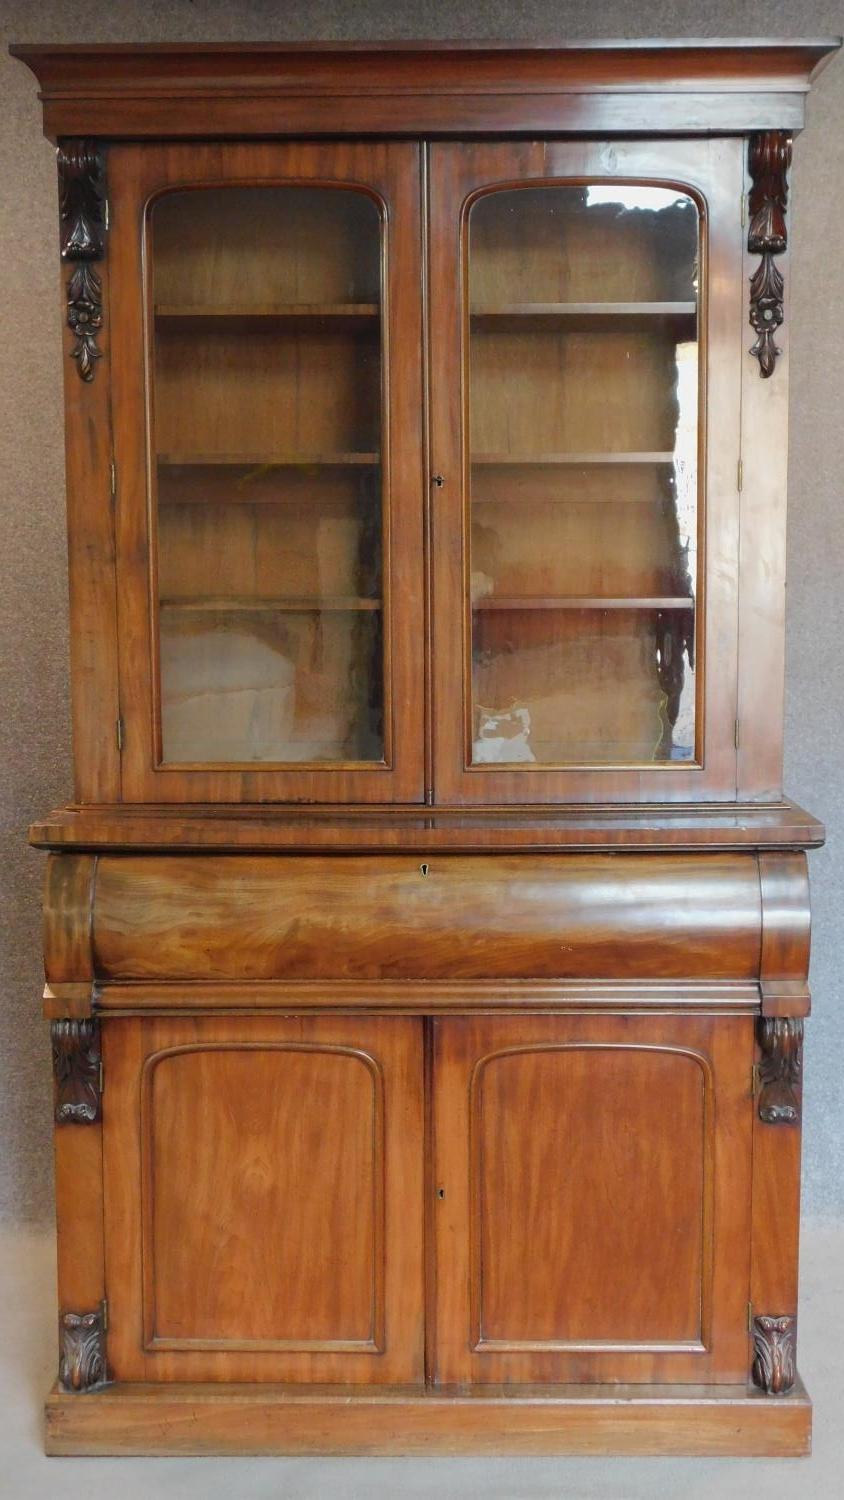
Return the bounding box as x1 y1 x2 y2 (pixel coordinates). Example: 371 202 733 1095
429 140 744 803
102 1015 424 1383
432 1014 753 1385
109 142 425 802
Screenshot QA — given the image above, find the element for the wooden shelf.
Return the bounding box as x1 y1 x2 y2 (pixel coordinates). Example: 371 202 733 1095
470 301 696 322
158 453 380 468
473 596 694 611
473 453 676 466
155 302 379 321
160 597 381 613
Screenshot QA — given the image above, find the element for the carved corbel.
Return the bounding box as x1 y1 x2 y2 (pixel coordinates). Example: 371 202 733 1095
51 1018 102 1124
748 131 791 377
757 1016 803 1124
752 1313 797 1395
57 139 107 381
58 1305 108 1392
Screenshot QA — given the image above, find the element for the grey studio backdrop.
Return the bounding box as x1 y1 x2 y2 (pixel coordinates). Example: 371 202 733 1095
1 0 842 1228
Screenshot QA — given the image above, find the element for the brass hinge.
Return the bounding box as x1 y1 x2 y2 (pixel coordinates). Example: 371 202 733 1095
99 1058 104 1097
735 718 741 750
101 1297 109 1332
748 1300 753 1333
741 191 747 229
116 716 124 752
109 460 116 501
737 457 744 492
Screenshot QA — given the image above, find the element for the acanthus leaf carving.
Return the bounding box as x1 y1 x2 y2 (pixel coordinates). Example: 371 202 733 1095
748 131 791 378
57 140 106 381
58 1305 108 1393
752 1313 797 1395
51 1018 102 1125
757 1016 803 1125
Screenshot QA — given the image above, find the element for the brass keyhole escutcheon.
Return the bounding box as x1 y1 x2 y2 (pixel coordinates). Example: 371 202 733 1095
420 863 430 876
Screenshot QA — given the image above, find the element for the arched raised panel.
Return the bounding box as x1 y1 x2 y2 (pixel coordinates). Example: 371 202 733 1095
433 1014 752 1386
470 1043 714 1353
140 1042 385 1352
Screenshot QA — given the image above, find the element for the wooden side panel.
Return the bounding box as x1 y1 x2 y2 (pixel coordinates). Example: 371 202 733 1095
432 1013 753 1385
102 1015 424 1383
737 137 790 799
90 852 763 981
54 1115 105 1377
55 145 122 803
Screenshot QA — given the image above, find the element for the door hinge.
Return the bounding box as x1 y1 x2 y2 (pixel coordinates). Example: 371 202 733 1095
109 460 116 501
741 191 747 229
737 457 744 492
116 716 124 752
734 718 741 750
101 1297 109 1332
748 1300 753 1333
99 1058 105 1098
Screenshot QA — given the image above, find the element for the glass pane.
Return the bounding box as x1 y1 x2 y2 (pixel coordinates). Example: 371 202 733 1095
468 185 699 767
149 187 384 764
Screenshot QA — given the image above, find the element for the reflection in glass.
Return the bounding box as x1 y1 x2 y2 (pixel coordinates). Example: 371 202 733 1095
467 183 700 766
149 187 385 764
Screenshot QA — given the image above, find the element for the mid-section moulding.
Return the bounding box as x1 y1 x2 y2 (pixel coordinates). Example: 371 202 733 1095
41 850 811 1006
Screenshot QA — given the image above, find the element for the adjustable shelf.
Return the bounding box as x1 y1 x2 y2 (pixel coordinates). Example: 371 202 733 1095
472 453 676 466
157 453 380 468
473 596 694 611
160 597 382 612
470 300 696 328
155 302 380 322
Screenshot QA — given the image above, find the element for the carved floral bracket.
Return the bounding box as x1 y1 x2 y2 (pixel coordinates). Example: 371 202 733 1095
748 131 791 378
58 1304 108 1392
51 1018 102 1124
57 139 107 381
757 1017 803 1124
752 1313 797 1395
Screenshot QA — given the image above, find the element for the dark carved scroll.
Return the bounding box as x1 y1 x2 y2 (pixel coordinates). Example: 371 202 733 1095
52 1018 102 1124
757 1016 803 1125
748 132 791 378
752 1313 797 1395
58 1306 108 1392
57 140 106 381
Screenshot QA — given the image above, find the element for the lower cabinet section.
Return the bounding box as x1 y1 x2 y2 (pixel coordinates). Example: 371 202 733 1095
102 1015 425 1383
98 1009 756 1392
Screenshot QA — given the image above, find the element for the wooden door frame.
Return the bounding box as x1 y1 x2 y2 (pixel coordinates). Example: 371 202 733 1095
109 140 426 803
428 138 744 804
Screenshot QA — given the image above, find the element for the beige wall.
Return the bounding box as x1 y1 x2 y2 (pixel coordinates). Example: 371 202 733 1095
2 0 843 1224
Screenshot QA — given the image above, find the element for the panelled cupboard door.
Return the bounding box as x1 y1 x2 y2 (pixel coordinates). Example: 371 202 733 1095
432 1014 753 1385
429 140 744 803
102 1016 424 1383
109 142 425 802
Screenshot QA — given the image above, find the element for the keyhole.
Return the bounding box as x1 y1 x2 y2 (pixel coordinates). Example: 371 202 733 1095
437 1187 445 1199
420 862 430 877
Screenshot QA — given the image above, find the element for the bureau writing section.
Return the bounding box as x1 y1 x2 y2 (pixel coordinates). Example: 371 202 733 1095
108 142 425 803
429 139 744 803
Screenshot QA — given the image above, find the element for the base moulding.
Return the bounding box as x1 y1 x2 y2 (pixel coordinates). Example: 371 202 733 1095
45 1377 812 1457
